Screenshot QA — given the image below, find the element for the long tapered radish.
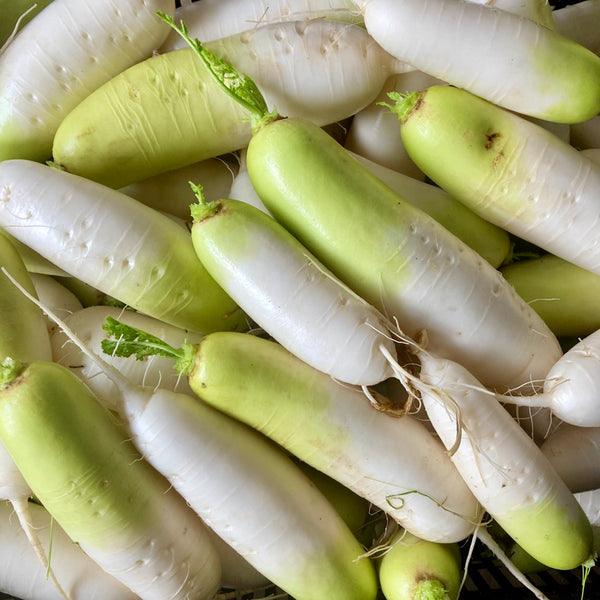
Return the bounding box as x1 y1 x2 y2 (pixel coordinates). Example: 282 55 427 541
387 85 600 276
0 159 247 333
402 350 594 571
352 0 600 123
0 0 175 162
0 499 139 600
160 0 362 51
52 17 409 188
0 357 222 600
100 323 483 544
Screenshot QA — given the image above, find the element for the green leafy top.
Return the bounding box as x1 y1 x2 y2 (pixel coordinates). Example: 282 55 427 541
158 12 279 134
101 316 197 376
378 90 421 124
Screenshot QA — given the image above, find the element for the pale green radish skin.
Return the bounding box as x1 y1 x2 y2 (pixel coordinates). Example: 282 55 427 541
0 0 175 163
348 150 511 268
191 197 398 387
395 85 600 276
228 149 272 215
378 530 462 600
185 331 482 543
0 359 222 600
496 329 600 427
120 156 238 222
160 0 362 51
417 353 594 570
0 499 139 600
0 228 68 276
540 424 600 493
246 118 562 392
53 19 406 189
51 306 203 411
0 159 246 333
501 253 600 339
81 355 378 600
353 0 600 123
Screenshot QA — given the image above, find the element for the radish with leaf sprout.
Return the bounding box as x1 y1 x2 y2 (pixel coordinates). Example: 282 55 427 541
101 322 483 543
351 0 600 123
52 17 409 188
159 0 362 51
540 424 600 493
10 277 379 600
401 349 594 571
0 0 175 162
385 85 600 277
0 499 139 600
494 328 600 427
0 159 247 334
189 188 401 388
0 356 222 600
165 26 562 391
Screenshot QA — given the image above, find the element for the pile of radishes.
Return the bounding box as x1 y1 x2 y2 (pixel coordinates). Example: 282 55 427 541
0 0 599 599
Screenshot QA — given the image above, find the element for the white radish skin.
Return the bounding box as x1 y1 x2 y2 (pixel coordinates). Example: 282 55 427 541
227 149 272 215
191 197 398 387
583 147 600 165
160 0 361 51
414 352 594 570
553 0 600 54
540 424 600 493
50 306 203 411
497 329 600 427
575 488 600 527
30 272 83 330
0 159 246 334
0 500 139 600
468 0 555 27
0 0 175 162
353 0 600 123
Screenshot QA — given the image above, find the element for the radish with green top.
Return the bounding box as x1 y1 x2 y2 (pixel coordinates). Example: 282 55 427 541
385 84 600 277
0 357 222 600
351 0 600 123
0 0 175 162
52 17 409 189
0 159 247 334
401 349 595 571
164 31 563 391
101 322 483 543
0 499 139 600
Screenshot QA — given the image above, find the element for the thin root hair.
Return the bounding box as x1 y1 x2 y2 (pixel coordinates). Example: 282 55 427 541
0 3 38 56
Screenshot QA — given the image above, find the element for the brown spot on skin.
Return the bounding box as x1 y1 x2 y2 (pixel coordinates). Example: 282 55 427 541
485 131 501 150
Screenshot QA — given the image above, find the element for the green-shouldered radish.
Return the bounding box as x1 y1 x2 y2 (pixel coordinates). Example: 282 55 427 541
52 16 409 188
0 357 222 600
0 159 247 333
0 0 175 163
385 84 600 277
351 0 600 123
100 321 483 544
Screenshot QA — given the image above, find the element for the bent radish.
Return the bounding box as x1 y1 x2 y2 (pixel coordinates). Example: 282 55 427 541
0 159 247 334
53 17 409 188
0 0 175 162
402 350 594 571
351 0 600 123
0 357 222 600
386 84 600 277
101 323 483 543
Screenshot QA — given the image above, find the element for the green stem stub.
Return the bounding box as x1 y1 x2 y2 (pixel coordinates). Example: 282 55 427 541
189 181 220 222
378 90 422 124
101 316 196 376
414 579 451 600
157 12 279 133
0 357 25 388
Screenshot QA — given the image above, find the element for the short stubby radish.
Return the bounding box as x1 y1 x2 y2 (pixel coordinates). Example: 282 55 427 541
387 85 600 276
190 191 399 387
411 351 594 571
495 328 600 427
102 323 483 543
0 159 247 333
168 28 562 392
0 358 222 600
351 0 600 123
52 16 407 189
0 0 175 162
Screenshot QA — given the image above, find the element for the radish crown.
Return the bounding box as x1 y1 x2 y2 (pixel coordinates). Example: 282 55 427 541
378 90 421 124
0 357 24 388
101 316 196 376
158 12 279 133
